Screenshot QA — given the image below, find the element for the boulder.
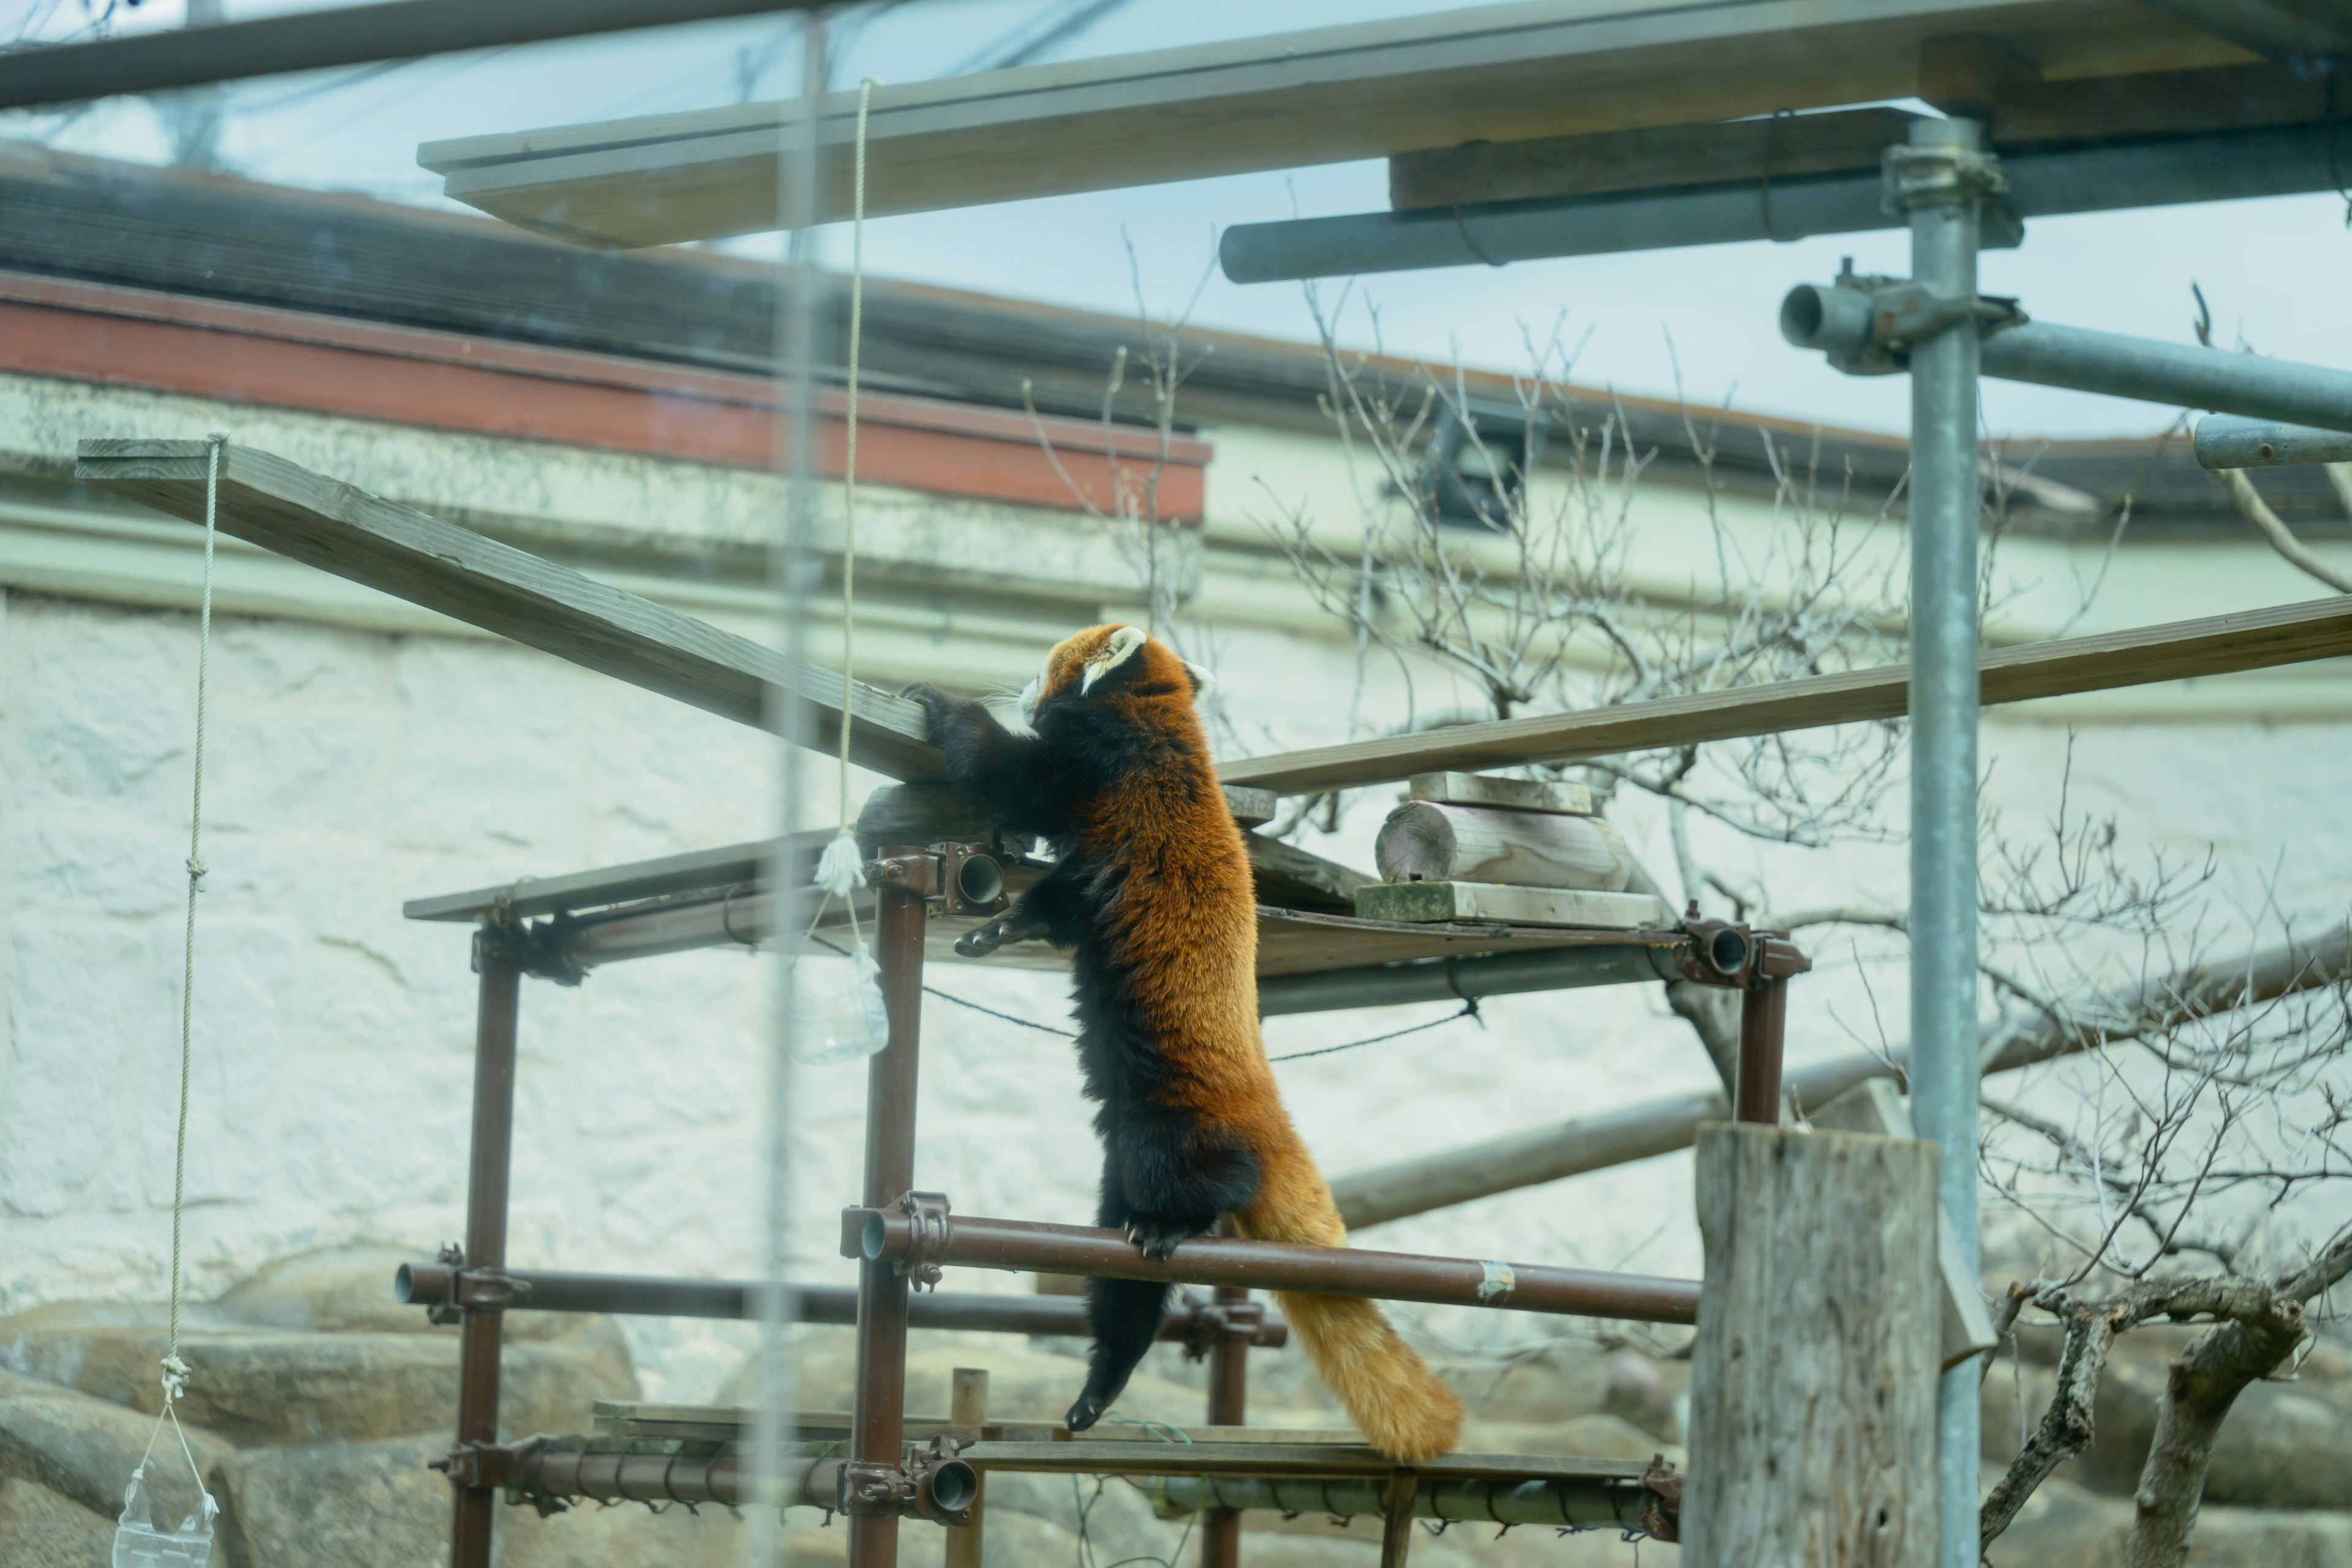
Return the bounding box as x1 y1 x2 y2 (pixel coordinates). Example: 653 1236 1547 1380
0 1300 635 1446
212 1243 583 1344
1463 1412 1682 1466
0 1477 113 1568
1984 1326 2352 1509
209 1432 741 1568
1988 1473 2352 1567
0 1369 230 1521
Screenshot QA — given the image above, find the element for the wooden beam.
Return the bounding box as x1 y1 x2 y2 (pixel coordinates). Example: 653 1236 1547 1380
74 440 944 780
1217 595 2352 796
415 0 2251 249
1387 61 2331 212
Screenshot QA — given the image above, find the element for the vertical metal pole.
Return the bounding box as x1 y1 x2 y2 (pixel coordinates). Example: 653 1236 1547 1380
448 936 520 1568
1732 976 1788 1125
848 866 929 1568
1900 115 1988 1568
1201 1283 1251 1568
946 1368 989 1568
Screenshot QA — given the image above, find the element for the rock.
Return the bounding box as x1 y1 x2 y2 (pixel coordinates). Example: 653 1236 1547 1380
209 1432 740 1568
0 1477 113 1568
0 1301 636 1446
1983 1326 2352 1510
1988 1472 2352 1567
984 1468 1178 1563
1600 1349 1684 1441
0 1369 230 1521
1445 1340 1621 1426
212 1243 582 1344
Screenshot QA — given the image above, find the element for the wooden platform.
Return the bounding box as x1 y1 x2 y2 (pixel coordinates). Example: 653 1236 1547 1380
412 0 2257 249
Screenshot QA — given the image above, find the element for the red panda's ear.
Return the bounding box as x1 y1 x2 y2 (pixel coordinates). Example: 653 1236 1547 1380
1080 626 1148 693
1182 660 1215 698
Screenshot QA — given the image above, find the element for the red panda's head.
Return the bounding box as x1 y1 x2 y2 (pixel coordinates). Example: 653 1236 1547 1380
1019 624 1210 726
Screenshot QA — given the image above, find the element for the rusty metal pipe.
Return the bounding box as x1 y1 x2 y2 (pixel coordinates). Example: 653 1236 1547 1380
1139 1474 1655 1531
392 1264 1286 1344
850 1210 1700 1325
1734 976 1789 1125
1202 1280 1251 1568
506 1445 976 1523
448 941 521 1568
849 863 930 1568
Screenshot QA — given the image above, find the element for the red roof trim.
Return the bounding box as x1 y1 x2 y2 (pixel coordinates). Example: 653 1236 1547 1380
0 269 1208 519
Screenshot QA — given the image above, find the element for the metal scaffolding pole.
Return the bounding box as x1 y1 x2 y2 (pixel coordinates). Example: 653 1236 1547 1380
1895 116 1989 1568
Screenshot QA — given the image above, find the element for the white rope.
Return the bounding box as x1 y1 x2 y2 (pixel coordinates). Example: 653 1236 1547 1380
118 434 228 1543
169 432 224 1367
813 77 882 921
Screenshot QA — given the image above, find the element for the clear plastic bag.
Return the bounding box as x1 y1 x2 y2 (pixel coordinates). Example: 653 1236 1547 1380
113 1462 216 1568
793 943 891 1065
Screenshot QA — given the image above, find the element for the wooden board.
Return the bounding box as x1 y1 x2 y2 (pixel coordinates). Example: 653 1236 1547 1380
1355 882 1662 930
1219 595 2352 796
592 1403 1365 1447
75 440 944 780
415 0 2250 249
1407 771 1594 816
1808 1080 2003 1370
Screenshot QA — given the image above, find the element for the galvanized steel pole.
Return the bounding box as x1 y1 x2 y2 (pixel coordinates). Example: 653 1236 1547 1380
1895 116 1989 1568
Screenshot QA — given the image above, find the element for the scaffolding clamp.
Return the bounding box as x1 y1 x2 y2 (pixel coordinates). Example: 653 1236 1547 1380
1779 263 2027 376
893 1189 954 1291
838 1436 977 1525
1638 1455 1684 1542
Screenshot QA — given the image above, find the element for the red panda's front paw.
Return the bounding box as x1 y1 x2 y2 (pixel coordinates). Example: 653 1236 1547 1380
1124 1219 1199 1261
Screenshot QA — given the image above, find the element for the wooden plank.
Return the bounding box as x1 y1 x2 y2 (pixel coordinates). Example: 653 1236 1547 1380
1353 882 1660 930
1809 1080 2002 1370
1389 61 2331 213
1219 595 2352 796
1684 1125 1939 1565
75 440 944 780
1390 106 1921 209
415 0 2247 249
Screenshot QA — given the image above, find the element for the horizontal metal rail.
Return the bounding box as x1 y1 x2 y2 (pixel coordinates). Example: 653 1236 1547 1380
505 1440 976 1522
2195 415 2352 470
846 1208 1700 1324
393 1262 1287 1346
1978 322 2352 435
1219 123 2352 282
1257 941 1678 1016
1137 1472 1659 1530
0 0 838 111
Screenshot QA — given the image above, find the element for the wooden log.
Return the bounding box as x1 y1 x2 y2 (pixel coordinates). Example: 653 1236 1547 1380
946 1370 987 1568
1352 881 1658 930
1684 1125 1939 1567
1809 1080 2000 1370
74 439 944 780
1217 594 2352 796
1406 771 1593 815
1374 801 1632 892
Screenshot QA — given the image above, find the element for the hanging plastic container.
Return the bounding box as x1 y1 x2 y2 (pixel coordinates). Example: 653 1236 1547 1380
793 943 891 1064
113 1461 216 1568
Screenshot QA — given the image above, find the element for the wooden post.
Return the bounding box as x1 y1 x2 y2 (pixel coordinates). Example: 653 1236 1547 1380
946 1368 988 1568
1683 1125 1940 1567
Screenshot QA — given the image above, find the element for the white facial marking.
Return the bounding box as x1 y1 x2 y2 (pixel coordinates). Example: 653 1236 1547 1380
1017 659 1045 725
1081 626 1148 693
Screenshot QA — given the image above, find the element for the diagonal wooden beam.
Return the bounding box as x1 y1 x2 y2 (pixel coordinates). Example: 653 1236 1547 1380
1218 595 2352 796
75 439 944 781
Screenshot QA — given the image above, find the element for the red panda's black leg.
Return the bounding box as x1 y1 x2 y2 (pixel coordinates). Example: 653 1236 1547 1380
1068 1275 1170 1432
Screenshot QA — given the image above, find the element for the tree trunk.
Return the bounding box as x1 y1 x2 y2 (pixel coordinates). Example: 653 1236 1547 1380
2124 1305 2306 1568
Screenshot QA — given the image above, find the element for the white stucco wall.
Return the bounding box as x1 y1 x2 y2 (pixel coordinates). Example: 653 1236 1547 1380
6 369 2351 1405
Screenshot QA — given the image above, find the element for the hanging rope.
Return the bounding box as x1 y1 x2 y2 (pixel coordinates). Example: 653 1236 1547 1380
170 432 225 1367
811 75 882 919
116 434 228 1553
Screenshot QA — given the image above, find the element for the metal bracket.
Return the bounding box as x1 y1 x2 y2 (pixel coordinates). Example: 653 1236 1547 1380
1638 1456 1683 1542
837 1438 976 1525
894 1189 953 1291
430 1441 514 1490
473 917 585 987
1781 262 2027 376
865 844 1008 918
1674 908 1811 989
1883 137 2021 247
418 1243 530 1323
1172 1288 1265 1362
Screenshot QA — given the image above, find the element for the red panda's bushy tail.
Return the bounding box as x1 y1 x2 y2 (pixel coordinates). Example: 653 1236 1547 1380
1240 1147 1463 1461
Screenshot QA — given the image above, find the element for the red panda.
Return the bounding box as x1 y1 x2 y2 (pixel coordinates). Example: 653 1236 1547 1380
903 624 1463 1461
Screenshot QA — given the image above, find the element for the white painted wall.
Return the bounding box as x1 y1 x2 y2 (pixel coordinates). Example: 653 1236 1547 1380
6 371 2350 1406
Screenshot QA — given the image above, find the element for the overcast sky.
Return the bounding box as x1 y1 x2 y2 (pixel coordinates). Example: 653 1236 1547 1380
9 0 2345 438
